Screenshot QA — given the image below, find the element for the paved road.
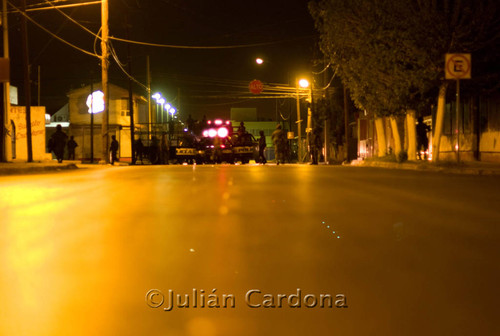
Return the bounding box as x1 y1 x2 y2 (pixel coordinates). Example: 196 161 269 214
1 165 499 336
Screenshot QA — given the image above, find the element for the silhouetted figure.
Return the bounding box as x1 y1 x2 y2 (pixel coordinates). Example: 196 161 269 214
110 135 119 165
236 121 247 145
160 132 170 164
186 115 195 132
416 117 431 160
49 124 68 163
67 136 78 160
258 130 267 164
149 136 160 164
134 138 144 164
271 124 286 165
310 127 322 165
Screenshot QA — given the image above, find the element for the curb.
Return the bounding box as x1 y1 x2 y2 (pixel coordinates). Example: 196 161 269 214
0 163 79 176
351 160 500 175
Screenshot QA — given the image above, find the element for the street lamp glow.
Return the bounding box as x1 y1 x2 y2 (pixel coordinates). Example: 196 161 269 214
256 58 264 65
152 92 161 101
165 103 171 110
86 90 105 114
169 107 176 115
299 79 310 88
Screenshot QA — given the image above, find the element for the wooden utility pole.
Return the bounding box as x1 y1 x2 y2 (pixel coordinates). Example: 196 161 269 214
1 0 10 162
296 84 302 163
126 22 135 164
21 0 32 162
101 0 109 163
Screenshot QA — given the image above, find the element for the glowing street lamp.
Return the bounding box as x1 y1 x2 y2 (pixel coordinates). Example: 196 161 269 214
299 78 310 89
256 58 264 65
296 78 311 163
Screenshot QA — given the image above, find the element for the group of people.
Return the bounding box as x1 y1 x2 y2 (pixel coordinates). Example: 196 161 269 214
48 117 431 165
48 124 78 163
48 124 120 164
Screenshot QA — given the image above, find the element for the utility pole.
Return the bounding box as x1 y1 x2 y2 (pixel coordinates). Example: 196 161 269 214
343 86 349 162
296 83 302 163
147 56 151 137
126 21 135 165
90 77 94 163
1 0 10 162
21 0 32 162
101 0 109 163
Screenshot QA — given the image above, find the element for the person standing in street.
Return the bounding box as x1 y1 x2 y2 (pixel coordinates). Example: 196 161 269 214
67 136 78 160
258 130 267 164
416 117 431 160
110 135 119 165
310 127 322 165
160 132 170 164
271 124 286 165
49 124 68 163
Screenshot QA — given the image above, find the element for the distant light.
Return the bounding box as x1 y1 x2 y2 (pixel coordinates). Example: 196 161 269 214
214 119 223 125
86 90 104 114
158 98 165 105
208 129 217 137
152 92 161 100
207 120 212 124
217 127 228 138
165 103 171 110
202 130 209 137
169 108 176 115
184 128 188 132
226 120 231 125
299 79 310 88
256 58 264 65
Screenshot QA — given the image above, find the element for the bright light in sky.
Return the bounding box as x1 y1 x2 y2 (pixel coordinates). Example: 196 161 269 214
256 58 264 65
86 91 104 114
299 79 310 88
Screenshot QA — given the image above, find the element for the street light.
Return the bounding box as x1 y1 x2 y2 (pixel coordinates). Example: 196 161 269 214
299 79 310 89
296 78 310 163
256 58 264 65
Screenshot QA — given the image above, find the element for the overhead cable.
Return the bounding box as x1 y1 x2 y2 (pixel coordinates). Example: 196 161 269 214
7 1 100 58
108 35 315 50
42 0 101 39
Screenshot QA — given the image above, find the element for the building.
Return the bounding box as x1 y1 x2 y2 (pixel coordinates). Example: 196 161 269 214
355 92 500 162
59 83 149 162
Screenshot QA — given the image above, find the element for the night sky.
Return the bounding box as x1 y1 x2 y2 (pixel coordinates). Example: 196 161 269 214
6 0 316 120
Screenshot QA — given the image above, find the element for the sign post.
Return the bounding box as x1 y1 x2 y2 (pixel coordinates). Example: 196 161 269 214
445 53 471 163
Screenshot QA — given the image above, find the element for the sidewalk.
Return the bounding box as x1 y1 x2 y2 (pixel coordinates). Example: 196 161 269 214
0 160 82 175
349 158 500 175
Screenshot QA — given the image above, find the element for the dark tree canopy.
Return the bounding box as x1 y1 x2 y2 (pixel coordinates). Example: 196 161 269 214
309 0 500 116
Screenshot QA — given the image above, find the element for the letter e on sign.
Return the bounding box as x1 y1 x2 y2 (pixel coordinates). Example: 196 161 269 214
445 54 471 79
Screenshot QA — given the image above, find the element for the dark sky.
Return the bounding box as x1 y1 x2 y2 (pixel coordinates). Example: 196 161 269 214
7 0 317 120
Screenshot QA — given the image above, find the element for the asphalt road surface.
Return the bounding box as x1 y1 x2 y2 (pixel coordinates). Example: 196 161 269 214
1 165 499 336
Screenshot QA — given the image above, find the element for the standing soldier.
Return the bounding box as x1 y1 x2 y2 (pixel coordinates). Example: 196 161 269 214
416 117 431 160
110 135 119 165
271 124 286 165
310 127 323 165
160 132 170 164
258 130 267 164
67 136 78 160
49 124 68 163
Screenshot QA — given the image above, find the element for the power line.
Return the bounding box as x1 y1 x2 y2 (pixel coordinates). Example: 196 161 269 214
7 1 100 59
42 0 101 39
108 34 315 50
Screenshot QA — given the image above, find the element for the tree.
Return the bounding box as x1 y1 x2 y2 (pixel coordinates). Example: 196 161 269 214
309 0 500 161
